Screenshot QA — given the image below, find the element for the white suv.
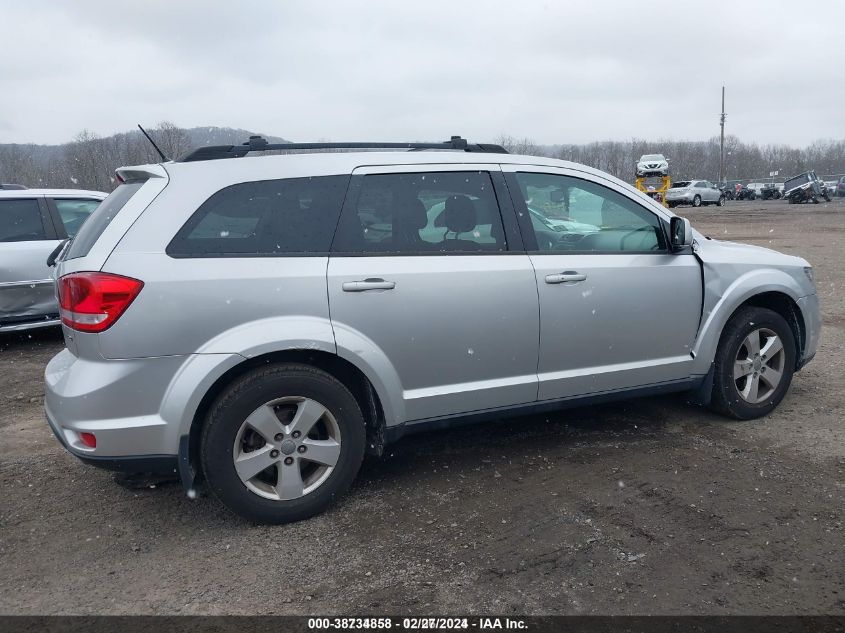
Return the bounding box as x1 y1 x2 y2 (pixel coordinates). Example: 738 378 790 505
636 154 669 177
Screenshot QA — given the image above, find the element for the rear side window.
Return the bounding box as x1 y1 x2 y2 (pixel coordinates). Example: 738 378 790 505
0 199 46 242
65 183 142 259
332 171 506 253
52 198 101 238
167 176 349 257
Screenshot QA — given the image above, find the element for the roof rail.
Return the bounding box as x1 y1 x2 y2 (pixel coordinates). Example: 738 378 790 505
178 135 508 162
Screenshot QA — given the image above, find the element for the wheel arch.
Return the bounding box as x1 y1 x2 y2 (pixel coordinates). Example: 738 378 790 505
182 350 389 489
728 292 805 366
691 264 809 374
699 289 806 372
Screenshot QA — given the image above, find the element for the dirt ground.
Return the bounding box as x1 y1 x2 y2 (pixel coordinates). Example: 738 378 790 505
1 198 843 615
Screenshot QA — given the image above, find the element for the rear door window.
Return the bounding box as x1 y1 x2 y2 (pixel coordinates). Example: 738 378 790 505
65 183 142 259
52 198 101 238
166 175 348 257
332 171 506 253
0 198 47 242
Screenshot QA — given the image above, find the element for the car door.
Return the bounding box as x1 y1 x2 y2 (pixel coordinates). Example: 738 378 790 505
503 167 703 400
0 196 62 325
327 165 539 422
702 181 720 202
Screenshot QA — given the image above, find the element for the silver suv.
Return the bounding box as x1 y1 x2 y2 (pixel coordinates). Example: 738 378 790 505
45 137 821 524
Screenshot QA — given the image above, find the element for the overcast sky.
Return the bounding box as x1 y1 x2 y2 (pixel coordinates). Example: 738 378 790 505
2 0 843 147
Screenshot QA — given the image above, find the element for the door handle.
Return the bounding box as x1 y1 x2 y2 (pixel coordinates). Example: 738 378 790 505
545 271 587 284
342 278 396 292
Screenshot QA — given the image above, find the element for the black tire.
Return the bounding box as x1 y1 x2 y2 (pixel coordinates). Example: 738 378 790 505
717 196 724 207
823 194 831 202
693 195 702 208
709 307 796 420
201 363 366 524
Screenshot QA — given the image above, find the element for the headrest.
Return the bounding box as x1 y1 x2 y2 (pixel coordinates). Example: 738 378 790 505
399 197 428 231
444 195 476 233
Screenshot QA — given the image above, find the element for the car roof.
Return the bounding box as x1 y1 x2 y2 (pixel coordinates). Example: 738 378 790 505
158 150 623 184
121 150 677 222
0 188 108 199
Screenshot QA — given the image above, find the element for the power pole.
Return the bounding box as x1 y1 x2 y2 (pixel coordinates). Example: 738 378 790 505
719 86 726 184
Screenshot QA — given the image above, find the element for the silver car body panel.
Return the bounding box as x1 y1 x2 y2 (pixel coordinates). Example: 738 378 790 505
689 232 818 371
0 189 106 330
43 151 820 466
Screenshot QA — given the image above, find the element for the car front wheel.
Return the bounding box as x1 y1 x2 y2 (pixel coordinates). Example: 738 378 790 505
709 307 796 420
201 363 366 523
717 196 724 207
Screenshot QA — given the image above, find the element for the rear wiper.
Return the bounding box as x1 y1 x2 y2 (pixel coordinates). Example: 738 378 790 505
47 239 69 267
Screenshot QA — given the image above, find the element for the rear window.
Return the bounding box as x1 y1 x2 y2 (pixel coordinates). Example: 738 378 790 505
166 175 348 257
0 198 46 242
671 182 690 188
52 198 101 238
65 183 142 259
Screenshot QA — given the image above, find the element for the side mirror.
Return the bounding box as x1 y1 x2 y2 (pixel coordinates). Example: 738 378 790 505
670 216 692 250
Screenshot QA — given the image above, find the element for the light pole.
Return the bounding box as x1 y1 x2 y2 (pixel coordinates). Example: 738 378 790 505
719 86 726 184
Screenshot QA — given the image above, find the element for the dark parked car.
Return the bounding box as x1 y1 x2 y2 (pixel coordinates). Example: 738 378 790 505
760 183 782 200
735 184 756 201
837 176 845 198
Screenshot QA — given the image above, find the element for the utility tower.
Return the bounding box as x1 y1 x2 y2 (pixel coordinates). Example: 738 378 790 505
719 87 726 183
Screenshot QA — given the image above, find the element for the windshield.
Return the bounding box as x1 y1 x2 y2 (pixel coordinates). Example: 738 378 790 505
641 154 664 161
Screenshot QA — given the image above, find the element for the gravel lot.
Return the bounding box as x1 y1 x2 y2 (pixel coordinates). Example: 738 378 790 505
1 198 843 615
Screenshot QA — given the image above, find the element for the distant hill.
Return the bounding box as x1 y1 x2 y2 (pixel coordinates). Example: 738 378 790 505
0 125 291 190
182 127 289 147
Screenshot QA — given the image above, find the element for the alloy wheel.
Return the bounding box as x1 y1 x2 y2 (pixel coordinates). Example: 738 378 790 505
733 328 786 404
232 396 341 500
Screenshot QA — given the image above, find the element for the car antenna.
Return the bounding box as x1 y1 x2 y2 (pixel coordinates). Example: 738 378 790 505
137 124 170 162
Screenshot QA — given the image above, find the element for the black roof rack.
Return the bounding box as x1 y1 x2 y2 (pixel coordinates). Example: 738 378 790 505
178 135 507 162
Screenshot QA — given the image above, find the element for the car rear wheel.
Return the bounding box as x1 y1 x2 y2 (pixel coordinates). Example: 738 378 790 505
709 307 796 420
201 363 366 524
692 195 701 207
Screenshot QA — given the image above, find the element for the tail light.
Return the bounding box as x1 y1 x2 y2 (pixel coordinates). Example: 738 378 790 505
58 272 144 332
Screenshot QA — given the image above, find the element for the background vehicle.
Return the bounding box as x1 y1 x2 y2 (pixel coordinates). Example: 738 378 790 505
735 184 757 200
666 180 723 207
635 154 669 177
44 138 819 524
784 170 830 204
760 183 782 200
718 183 735 200
837 176 845 197
0 189 106 332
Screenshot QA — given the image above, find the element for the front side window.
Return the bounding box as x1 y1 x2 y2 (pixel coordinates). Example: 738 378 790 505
0 199 46 242
512 172 666 253
332 171 506 253
167 175 348 257
53 198 101 238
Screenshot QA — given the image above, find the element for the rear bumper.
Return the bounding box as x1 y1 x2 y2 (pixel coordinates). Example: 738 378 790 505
45 409 178 474
44 348 185 459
